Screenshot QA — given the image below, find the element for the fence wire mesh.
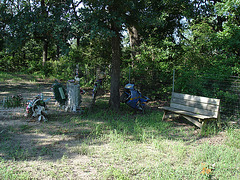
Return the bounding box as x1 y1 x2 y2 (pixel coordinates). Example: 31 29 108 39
173 72 240 119
119 69 240 119
89 68 240 119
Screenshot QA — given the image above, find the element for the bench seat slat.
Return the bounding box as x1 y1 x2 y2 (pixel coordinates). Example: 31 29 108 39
162 106 215 120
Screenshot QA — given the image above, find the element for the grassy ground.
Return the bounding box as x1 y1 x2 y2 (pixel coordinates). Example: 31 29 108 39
0 72 239 180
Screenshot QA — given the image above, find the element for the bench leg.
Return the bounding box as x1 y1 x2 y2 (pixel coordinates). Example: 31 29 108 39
162 111 180 121
182 115 202 128
162 110 166 121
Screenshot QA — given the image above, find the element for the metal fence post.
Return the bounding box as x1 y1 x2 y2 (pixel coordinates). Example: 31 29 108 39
172 69 175 93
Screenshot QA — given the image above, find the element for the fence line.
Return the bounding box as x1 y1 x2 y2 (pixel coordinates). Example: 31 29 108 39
173 71 240 119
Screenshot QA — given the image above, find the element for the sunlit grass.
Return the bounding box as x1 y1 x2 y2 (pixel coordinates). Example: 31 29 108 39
226 128 240 149
0 71 28 83
0 159 32 180
0 71 50 84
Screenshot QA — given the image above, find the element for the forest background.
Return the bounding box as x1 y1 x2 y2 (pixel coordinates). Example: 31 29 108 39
0 0 240 112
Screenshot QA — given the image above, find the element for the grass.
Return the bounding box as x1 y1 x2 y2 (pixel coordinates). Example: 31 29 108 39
0 101 239 179
0 71 35 83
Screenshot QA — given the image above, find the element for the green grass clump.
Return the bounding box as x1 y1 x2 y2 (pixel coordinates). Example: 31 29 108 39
201 121 219 137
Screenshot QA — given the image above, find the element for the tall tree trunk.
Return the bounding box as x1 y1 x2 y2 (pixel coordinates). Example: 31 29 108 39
213 0 224 32
127 26 140 64
109 28 121 110
77 37 80 47
56 45 60 60
42 40 48 67
41 0 48 67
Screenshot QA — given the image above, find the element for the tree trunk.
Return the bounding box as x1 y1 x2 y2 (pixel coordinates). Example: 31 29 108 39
127 26 140 63
56 45 60 60
109 29 121 110
41 0 48 67
42 40 48 67
77 37 80 47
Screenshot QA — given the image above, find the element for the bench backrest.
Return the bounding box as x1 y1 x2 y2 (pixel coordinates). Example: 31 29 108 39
170 92 220 118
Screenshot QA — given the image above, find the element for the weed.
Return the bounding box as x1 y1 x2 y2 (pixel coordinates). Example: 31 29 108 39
71 142 91 155
2 94 23 108
19 125 32 132
39 146 52 156
0 130 11 142
60 154 68 163
92 124 104 137
0 72 24 82
103 166 129 180
201 121 219 137
8 126 18 133
8 146 30 161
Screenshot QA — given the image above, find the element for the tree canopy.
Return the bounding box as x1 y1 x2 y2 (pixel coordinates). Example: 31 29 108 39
0 0 239 110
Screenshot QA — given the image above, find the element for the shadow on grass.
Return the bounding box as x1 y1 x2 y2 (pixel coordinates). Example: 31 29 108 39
0 100 229 162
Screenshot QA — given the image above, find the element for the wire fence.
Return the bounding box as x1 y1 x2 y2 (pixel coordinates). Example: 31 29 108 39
83 68 239 119
119 69 240 119
173 71 240 119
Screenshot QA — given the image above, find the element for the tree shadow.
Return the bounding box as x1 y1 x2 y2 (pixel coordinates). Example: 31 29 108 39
0 99 234 163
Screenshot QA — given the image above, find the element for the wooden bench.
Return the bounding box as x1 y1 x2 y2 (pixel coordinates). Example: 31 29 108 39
161 92 220 128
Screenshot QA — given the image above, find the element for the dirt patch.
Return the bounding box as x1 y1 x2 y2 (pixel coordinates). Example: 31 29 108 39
194 132 226 146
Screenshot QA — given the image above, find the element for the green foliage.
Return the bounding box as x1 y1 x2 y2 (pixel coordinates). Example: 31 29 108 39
218 24 240 56
0 53 27 72
174 14 240 116
215 0 240 25
121 37 178 100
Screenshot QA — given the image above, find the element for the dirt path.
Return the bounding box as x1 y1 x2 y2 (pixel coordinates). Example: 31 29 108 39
0 76 53 119
0 76 101 179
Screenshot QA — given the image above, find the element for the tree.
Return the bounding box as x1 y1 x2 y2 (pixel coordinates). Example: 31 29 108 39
78 0 131 110
109 3 121 110
77 0 193 109
215 0 240 56
1 0 72 68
